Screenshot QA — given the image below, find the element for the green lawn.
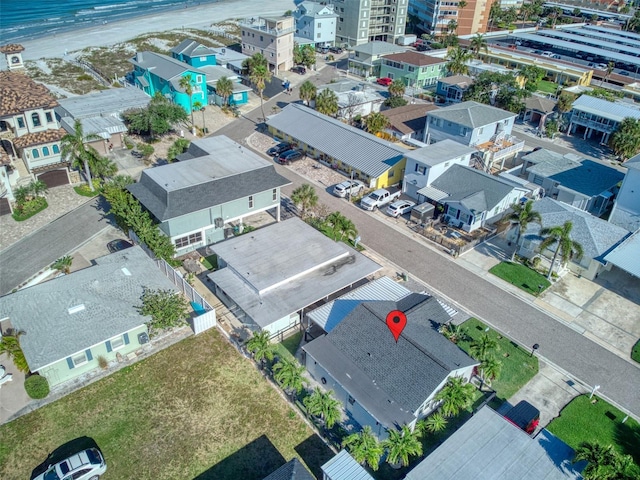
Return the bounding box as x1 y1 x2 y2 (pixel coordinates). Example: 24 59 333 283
456 318 539 403
489 261 551 296
274 331 303 363
632 339 640 364
547 395 640 465
537 80 559 94
0 329 331 480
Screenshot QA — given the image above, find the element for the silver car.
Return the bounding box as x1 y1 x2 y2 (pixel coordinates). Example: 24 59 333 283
36 448 107 480
386 199 416 217
333 180 364 198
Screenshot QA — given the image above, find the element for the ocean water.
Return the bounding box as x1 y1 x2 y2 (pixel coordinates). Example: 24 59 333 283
0 0 221 43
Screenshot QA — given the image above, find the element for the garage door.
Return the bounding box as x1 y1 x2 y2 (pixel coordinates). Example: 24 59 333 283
0 197 11 216
37 169 69 188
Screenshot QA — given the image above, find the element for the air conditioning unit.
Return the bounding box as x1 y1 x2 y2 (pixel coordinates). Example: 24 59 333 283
138 332 150 345
214 217 224 228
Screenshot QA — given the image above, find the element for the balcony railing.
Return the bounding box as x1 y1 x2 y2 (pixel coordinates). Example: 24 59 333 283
239 20 295 36
570 116 616 133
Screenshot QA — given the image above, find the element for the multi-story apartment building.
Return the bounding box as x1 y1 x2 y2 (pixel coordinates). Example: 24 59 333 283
408 0 491 36
240 16 295 73
294 1 338 47
333 0 408 47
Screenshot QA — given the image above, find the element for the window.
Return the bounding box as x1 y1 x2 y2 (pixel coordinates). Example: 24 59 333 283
318 22 322 28
200 56 207 61
31 149 40 158
533 175 544 185
17 117 25 128
31 113 41 127
248 195 254 208
45 111 53 123
71 351 90 367
415 164 426 175
389 169 394 178
174 231 203 249
42 146 50 156
107 334 129 352
272 189 277 201
195 75 202 84
460 127 467 136
317 33 321 38
52 144 59 154
260 35 263 42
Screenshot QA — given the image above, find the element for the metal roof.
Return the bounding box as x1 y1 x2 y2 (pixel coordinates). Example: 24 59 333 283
207 218 381 329
0 247 178 371
406 406 584 480
571 95 640 123
307 276 411 332
322 450 374 480
417 185 449 201
407 139 477 167
266 104 406 178
584 24 640 42
60 115 126 139
55 87 151 119
566 27 640 49
351 41 407 56
508 32 640 67
535 29 640 57
604 229 640 278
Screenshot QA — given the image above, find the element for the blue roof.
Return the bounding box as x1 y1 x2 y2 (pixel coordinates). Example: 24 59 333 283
549 160 624 197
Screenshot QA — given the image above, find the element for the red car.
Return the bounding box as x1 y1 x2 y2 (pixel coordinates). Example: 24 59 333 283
377 77 393 86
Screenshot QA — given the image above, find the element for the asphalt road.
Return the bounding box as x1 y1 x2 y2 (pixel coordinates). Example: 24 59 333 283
0 197 112 295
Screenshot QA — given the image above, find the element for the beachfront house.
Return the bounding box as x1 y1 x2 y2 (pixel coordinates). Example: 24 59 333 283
0 43 25 71
293 1 338 48
129 51 207 114
170 39 217 68
240 16 295 73
127 135 290 254
0 247 178 388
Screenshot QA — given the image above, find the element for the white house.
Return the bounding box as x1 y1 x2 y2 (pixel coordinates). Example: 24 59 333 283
609 154 640 232
315 79 386 122
402 139 477 200
293 1 338 47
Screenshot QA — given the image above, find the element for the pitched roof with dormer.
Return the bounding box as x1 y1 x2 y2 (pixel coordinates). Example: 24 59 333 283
129 51 205 83
0 71 58 117
170 39 217 58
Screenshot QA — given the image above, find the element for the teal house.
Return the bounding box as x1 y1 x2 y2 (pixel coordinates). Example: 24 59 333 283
170 39 217 68
129 51 207 114
0 247 179 388
379 51 447 89
128 135 291 254
200 65 251 106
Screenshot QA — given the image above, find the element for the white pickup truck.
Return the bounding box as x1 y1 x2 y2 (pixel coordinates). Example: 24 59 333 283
360 188 402 211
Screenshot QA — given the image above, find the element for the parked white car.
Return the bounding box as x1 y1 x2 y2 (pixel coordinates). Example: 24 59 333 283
35 448 107 480
386 200 416 217
333 180 364 198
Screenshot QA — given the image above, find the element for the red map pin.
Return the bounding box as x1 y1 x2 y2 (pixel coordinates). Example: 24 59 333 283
386 310 407 343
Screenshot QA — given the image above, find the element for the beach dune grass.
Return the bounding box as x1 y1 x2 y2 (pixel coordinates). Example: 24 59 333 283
547 394 640 466
489 261 551 296
0 329 321 480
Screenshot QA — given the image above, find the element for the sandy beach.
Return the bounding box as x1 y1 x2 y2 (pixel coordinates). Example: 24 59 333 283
18 0 294 60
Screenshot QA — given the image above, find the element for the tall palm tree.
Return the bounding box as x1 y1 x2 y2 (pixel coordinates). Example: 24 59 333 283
447 19 458 35
31 179 48 197
299 80 317 106
215 76 234 107
363 111 390 135
469 34 488 58
315 88 339 117
303 387 342 429
438 322 468 344
508 200 542 261
246 330 274 367
418 411 448 434
0 331 29 373
601 61 615 86
342 426 384 471
435 376 476 417
273 358 307 396
478 356 502 388
469 333 497 360
382 425 423 467
326 211 358 242
61 119 101 192
52 255 73 275
179 74 195 127
192 100 206 135
539 221 584 280
249 64 271 122
291 184 318 219
573 442 618 480
388 79 406 98
445 47 473 75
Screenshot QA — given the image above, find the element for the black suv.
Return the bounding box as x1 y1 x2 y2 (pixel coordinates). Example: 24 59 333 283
292 65 306 75
329 46 343 54
267 143 290 156
277 150 303 164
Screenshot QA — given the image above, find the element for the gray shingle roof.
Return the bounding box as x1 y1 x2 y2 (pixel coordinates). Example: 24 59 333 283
405 407 584 480
262 459 315 480
303 295 477 429
266 104 406 178
427 101 516 129
170 39 217 58
523 95 557 114
351 41 407 56
129 51 205 82
551 160 624 197
406 139 477 167
523 149 582 177
524 198 630 262
0 247 178 371
128 136 291 221
431 164 517 212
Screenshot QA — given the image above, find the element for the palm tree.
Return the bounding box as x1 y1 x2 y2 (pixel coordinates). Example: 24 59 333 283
342 426 384 471
0 331 29 373
388 79 406 98
469 34 488 58
478 356 502 386
52 255 73 275
61 119 101 192
382 425 423 467
469 333 497 360
30 179 48 197
315 88 339 117
445 47 473 75
246 330 274 367
299 80 317 106
363 111 390 135
539 221 584 280
273 358 307 396
291 184 318 219
573 442 618 480
326 211 358 242
435 376 476 417
447 19 458 34
508 200 542 261
601 61 615 86
438 322 468 344
215 76 234 107
249 64 271 122
418 411 448 434
179 74 195 127
303 387 342 429
193 100 206 135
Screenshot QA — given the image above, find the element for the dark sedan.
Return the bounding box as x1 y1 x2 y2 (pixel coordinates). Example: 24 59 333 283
267 143 290 156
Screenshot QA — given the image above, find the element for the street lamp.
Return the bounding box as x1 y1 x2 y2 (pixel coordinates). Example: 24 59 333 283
530 343 539 357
